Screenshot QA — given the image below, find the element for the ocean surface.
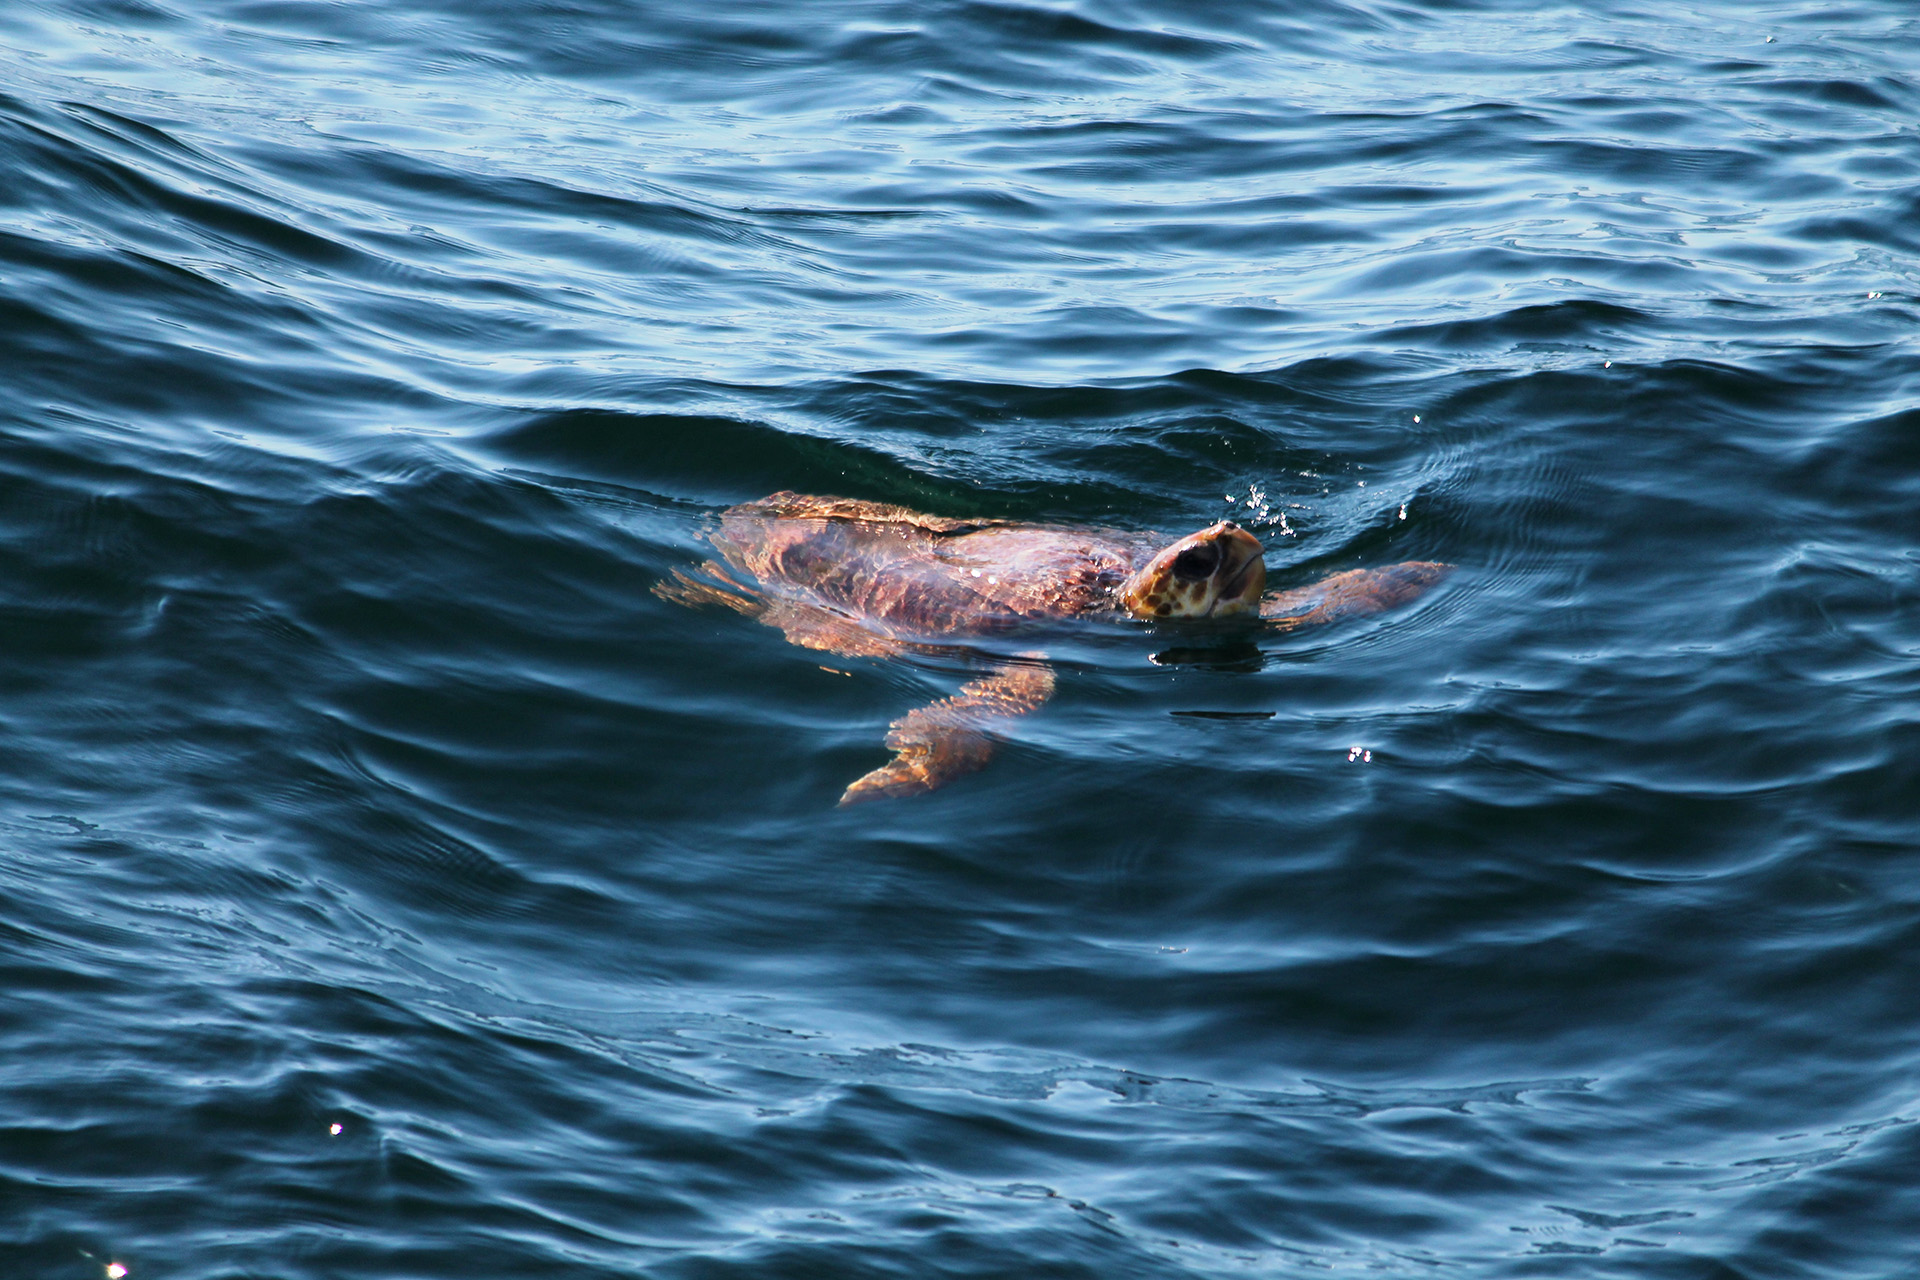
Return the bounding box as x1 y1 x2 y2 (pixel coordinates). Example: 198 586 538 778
3 1 1918 1276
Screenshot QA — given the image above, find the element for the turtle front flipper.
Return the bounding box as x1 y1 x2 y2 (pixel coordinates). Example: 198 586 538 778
839 659 1055 805
1261 561 1452 630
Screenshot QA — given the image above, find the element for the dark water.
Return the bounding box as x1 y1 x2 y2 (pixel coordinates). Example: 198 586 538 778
3 1 1918 1275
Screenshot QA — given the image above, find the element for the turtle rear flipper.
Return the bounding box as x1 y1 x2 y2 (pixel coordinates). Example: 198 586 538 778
761 600 902 659
839 660 1055 805
657 562 904 658
652 562 765 616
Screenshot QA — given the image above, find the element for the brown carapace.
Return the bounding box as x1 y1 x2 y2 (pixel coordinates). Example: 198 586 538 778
655 491 1450 804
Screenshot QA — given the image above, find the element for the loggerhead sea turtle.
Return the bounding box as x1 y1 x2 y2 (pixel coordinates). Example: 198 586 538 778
655 491 1450 805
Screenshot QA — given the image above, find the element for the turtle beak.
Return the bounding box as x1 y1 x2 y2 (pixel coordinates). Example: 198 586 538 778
1210 525 1266 615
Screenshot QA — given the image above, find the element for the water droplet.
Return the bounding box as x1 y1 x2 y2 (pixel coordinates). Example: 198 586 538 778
1412 415 1421 423
107 1266 128 1279
329 1122 343 1135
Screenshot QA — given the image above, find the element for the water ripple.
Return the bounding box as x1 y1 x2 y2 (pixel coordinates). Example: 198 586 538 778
3 0 1919 1275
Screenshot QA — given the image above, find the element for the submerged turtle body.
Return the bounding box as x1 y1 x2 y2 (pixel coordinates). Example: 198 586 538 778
702 491 1267 638
657 491 1449 804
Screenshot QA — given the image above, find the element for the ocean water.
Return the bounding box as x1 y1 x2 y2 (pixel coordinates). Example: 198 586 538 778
3 1 1918 1276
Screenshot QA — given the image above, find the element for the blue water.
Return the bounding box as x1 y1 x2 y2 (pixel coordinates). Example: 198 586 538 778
3 2 1918 1276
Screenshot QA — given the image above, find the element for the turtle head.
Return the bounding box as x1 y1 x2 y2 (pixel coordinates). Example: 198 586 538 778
1119 522 1267 619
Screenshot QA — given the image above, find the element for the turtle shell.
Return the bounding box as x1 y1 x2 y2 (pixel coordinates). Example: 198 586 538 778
711 491 1162 639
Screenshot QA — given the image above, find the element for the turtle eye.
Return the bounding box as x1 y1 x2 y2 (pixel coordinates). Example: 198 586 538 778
1171 543 1219 582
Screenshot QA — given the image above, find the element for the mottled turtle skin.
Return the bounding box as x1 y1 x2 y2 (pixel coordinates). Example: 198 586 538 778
656 491 1449 804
